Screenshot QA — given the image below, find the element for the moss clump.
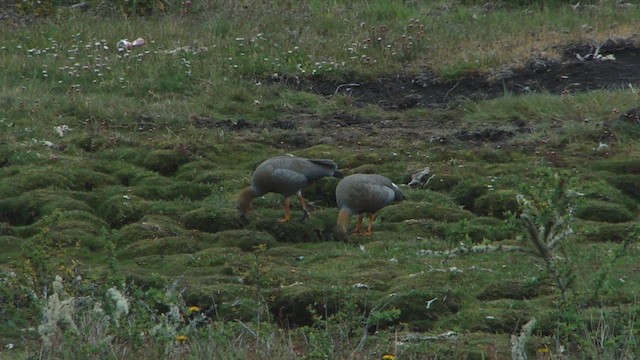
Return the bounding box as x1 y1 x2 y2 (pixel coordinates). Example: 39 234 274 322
0 190 92 226
381 202 474 223
450 179 489 211
0 145 13 167
114 215 186 246
452 305 533 334
71 134 109 153
96 194 150 228
112 166 156 187
133 177 211 201
339 152 385 169
0 235 21 262
592 158 640 174
141 150 191 175
267 284 366 327
118 236 206 259
175 161 230 185
0 166 73 198
579 221 637 243
97 147 147 165
440 217 516 244
208 229 277 252
247 209 337 243
16 210 109 251
385 289 462 331
182 207 243 233
424 173 464 192
574 200 634 223
301 177 341 208
473 190 519 219
477 279 547 301
603 174 640 201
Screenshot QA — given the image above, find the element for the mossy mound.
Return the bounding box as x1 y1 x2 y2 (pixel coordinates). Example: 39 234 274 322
0 145 13 167
96 193 150 228
423 173 464 192
603 174 640 201
132 176 211 201
0 166 74 198
31 210 109 250
70 133 110 153
6 151 45 166
473 190 519 219
247 209 337 243
182 246 244 269
591 158 640 174
301 177 341 208
118 236 206 259
111 165 158 187
340 152 386 169
268 284 378 327
381 202 474 223
96 147 147 164
175 161 229 185
477 279 548 301
0 235 21 262
140 149 192 175
206 229 277 251
180 281 256 321
578 221 637 243
574 200 635 223
450 179 489 211
449 303 533 334
580 179 637 212
408 189 456 205
0 190 93 226
384 289 462 331
181 206 243 233
440 217 515 243
114 215 187 246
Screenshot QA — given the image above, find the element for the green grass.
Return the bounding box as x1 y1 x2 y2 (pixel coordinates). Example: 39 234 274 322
1 1 640 359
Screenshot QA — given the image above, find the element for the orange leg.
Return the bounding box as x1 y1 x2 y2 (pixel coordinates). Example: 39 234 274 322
362 214 376 236
297 192 311 221
278 197 292 223
352 214 364 234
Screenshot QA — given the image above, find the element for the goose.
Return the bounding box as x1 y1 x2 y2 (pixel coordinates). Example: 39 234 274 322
335 173 404 240
237 156 343 222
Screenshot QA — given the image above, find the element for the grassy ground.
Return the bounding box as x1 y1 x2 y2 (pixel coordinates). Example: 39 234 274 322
1 0 640 359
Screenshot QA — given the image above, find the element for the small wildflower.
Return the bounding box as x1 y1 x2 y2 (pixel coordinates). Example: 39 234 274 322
538 346 550 353
188 306 201 314
176 335 188 342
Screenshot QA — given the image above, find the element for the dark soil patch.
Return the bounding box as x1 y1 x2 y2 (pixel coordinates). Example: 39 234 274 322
276 38 640 110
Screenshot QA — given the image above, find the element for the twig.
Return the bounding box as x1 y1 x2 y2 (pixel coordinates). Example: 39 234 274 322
334 83 360 95
237 320 258 338
443 81 460 102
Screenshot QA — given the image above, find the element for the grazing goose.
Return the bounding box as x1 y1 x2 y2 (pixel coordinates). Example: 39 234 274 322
236 156 343 222
335 174 405 240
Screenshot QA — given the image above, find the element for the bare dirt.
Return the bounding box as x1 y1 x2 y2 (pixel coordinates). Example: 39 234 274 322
287 37 640 110
193 38 640 150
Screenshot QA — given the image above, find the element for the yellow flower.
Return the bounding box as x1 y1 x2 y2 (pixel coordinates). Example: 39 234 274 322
382 355 396 360
188 306 201 314
538 345 550 353
176 335 188 342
